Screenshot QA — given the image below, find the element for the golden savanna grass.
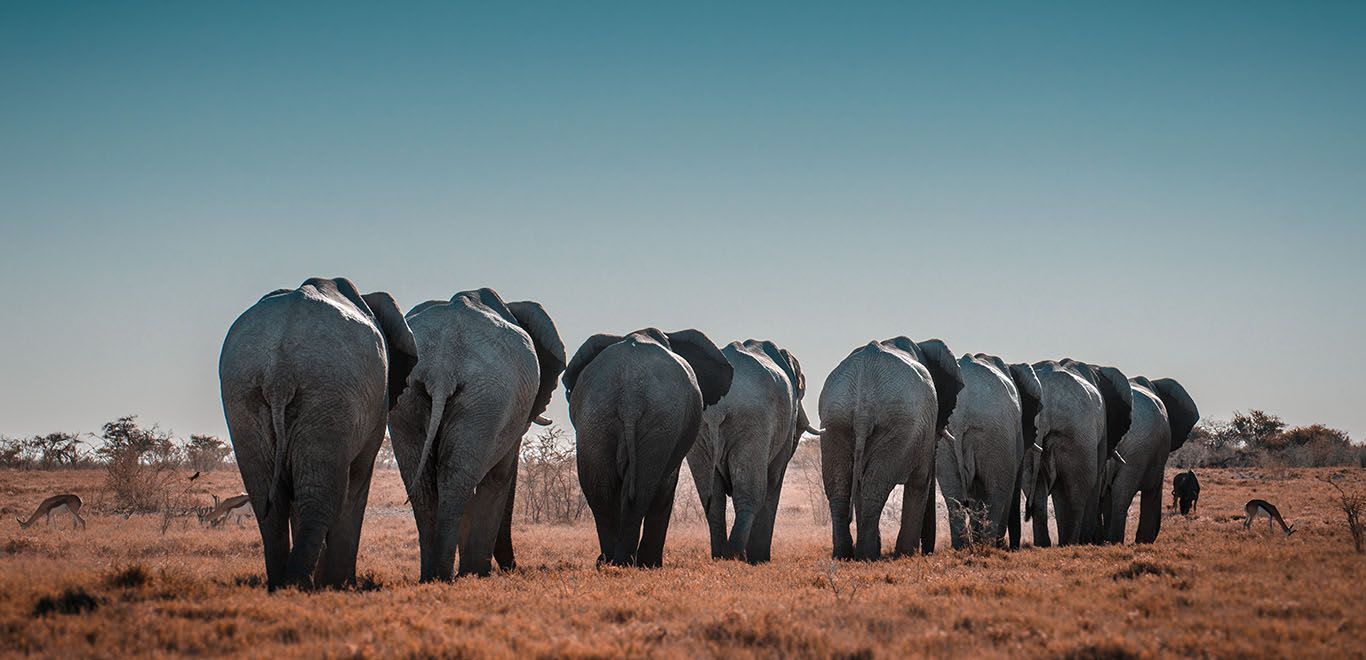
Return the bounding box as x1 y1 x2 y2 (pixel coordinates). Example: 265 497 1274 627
1 466 1362 658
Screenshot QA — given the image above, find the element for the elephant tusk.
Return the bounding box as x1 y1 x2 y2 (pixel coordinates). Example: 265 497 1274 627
1112 449 1128 465
533 415 553 427
805 425 822 436
1032 442 1044 453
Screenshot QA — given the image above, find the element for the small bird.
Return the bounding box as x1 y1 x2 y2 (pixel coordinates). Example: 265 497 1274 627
188 471 201 482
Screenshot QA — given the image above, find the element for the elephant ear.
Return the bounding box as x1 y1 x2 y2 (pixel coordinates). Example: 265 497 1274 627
1092 365 1133 454
563 333 624 396
1152 377 1199 452
362 292 420 410
914 338 964 433
665 329 733 407
755 340 799 398
780 347 806 400
258 288 293 302
1009 363 1044 447
507 301 567 423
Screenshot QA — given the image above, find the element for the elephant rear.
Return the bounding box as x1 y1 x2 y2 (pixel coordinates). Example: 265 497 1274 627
565 328 731 567
818 339 952 559
219 279 413 590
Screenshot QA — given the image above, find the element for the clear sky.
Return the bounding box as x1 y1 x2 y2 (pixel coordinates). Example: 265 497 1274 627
2 2 1363 444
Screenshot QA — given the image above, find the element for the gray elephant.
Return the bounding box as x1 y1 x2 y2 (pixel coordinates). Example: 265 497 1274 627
817 338 962 560
388 288 565 580
219 277 417 590
937 354 1041 550
1100 377 1198 544
685 340 815 563
1021 360 1131 547
563 328 732 567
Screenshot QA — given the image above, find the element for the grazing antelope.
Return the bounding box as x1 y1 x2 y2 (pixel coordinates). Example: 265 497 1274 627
200 494 252 528
17 494 86 530
1244 499 1296 536
1171 470 1200 515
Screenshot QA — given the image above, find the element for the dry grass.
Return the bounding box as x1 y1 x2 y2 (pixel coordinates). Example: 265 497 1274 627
1 466 1362 657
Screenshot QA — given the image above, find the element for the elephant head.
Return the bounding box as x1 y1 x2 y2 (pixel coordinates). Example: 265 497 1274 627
1151 378 1199 452
755 340 816 449
563 328 733 407
1061 359 1133 456
883 337 964 433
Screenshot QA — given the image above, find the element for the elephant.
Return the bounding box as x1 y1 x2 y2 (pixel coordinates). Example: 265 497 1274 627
388 288 565 580
219 277 417 590
936 354 1041 550
685 339 815 563
1099 377 1198 544
1020 360 1113 547
817 337 962 560
563 328 733 567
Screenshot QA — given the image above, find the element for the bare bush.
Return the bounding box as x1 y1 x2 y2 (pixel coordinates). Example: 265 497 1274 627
517 426 587 524
98 416 182 514
1323 475 1365 553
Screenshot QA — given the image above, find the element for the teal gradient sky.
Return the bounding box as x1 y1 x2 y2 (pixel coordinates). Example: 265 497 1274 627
2 2 1363 442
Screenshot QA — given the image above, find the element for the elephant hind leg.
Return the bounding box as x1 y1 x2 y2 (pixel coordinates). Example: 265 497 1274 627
316 444 380 588
458 446 519 577
637 470 680 568
257 503 291 590
1135 486 1163 543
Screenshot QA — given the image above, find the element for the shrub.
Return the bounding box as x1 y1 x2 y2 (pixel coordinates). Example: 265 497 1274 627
517 426 587 524
1323 475 1365 554
99 416 183 514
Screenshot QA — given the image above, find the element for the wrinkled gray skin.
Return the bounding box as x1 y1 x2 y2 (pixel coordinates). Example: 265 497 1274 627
220 277 417 590
937 354 1040 550
817 338 962 560
564 328 733 567
388 288 565 581
686 340 815 563
1021 360 1131 546
1100 377 1198 544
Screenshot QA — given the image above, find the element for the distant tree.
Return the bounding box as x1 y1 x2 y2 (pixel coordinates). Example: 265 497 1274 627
27 432 84 469
1228 410 1286 452
97 415 180 465
185 434 231 472
0 436 27 468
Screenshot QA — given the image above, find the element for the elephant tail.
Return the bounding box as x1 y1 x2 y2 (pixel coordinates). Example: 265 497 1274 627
617 414 637 503
263 386 295 521
407 389 449 502
850 418 869 520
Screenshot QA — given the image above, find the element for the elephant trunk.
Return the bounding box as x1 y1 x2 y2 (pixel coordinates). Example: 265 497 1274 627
408 389 450 502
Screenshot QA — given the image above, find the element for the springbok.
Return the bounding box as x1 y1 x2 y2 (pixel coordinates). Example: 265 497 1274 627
200 493 252 528
1244 499 1296 536
17 494 86 530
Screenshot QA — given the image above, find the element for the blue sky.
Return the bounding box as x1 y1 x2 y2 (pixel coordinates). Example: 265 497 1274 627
2 2 1363 442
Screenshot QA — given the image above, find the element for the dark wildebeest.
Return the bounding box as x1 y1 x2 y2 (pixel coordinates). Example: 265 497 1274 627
1171 470 1200 515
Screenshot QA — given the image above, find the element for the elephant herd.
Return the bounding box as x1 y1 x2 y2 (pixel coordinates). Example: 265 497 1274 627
219 278 1199 590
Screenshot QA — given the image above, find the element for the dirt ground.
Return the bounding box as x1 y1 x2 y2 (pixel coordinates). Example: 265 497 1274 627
1 466 1361 658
